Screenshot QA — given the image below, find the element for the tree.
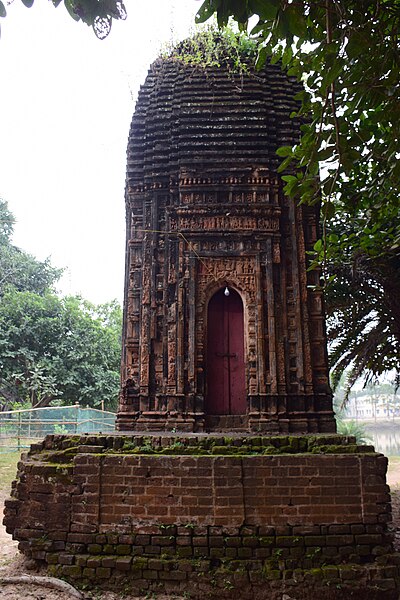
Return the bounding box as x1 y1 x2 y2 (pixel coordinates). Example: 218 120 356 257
50 296 122 410
326 206 400 397
0 201 122 411
0 0 127 39
0 199 15 242
0 200 62 296
196 2 400 392
0 289 122 410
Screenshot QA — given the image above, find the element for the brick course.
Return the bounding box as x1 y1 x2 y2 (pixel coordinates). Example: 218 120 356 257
71 453 384 529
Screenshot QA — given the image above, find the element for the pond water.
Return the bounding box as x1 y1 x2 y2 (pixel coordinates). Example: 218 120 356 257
361 421 400 456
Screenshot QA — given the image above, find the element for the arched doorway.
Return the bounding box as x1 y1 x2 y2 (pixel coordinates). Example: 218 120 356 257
206 287 246 415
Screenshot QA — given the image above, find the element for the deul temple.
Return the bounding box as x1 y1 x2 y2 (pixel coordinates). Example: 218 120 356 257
117 45 335 435
4 36 399 599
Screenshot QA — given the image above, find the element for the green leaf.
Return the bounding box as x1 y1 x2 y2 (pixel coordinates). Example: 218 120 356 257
276 145 293 158
20 0 35 7
322 58 344 89
324 201 335 220
195 0 219 24
255 45 268 70
287 65 300 77
314 239 323 252
285 5 307 39
270 48 282 65
275 10 293 42
317 147 334 162
281 44 293 68
328 233 339 244
346 31 367 59
64 0 80 21
277 156 293 173
294 90 307 102
249 0 279 21
228 0 249 24
281 175 297 184
0 1 6 18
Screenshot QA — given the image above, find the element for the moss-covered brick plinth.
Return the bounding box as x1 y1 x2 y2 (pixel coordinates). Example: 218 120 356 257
4 433 400 598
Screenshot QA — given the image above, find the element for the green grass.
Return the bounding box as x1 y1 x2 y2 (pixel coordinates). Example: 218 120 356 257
0 452 20 494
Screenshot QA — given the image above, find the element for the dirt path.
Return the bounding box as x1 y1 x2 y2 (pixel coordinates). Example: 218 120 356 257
0 492 19 570
1 462 400 599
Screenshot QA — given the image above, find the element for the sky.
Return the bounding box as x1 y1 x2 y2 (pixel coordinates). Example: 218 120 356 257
0 0 200 304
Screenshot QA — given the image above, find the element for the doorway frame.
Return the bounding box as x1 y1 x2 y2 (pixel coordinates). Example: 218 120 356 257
204 282 249 415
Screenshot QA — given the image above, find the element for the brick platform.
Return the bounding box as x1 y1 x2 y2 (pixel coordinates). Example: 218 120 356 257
4 434 400 598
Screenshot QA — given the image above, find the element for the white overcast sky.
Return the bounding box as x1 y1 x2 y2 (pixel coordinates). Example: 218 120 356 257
0 0 199 304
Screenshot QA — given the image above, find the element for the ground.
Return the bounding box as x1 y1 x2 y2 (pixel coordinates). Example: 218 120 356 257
1 453 400 599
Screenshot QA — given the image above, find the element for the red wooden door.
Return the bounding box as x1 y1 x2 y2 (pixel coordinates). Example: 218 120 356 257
206 288 246 415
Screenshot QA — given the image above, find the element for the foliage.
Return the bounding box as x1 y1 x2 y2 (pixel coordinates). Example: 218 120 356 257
165 25 258 75
197 2 400 393
0 0 127 39
0 291 122 410
335 418 371 445
0 201 122 411
326 206 400 398
0 201 62 296
0 244 62 297
0 200 15 242
196 1 400 218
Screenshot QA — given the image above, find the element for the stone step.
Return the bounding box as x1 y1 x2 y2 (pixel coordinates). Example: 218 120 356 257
205 414 249 432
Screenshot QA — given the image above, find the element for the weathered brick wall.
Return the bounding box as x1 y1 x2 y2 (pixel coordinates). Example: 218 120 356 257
3 434 400 598
71 453 389 531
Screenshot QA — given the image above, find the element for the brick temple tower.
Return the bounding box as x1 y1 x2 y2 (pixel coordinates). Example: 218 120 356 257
6 38 397 599
117 46 336 434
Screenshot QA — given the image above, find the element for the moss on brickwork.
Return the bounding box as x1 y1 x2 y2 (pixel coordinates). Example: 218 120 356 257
45 550 400 599
26 433 378 459
310 443 375 454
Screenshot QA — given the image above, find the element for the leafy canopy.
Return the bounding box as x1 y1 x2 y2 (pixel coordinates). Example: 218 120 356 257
0 291 122 410
0 0 127 39
0 200 62 296
326 204 400 398
0 200 122 410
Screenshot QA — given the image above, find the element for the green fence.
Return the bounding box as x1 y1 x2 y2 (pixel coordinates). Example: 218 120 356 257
0 405 116 451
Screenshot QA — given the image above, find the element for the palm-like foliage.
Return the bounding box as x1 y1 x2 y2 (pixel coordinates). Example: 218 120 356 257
335 418 372 445
326 209 400 404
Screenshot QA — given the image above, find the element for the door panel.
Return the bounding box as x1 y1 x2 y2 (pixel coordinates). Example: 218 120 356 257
206 288 246 415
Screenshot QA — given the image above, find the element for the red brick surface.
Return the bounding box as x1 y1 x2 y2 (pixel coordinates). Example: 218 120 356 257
63 453 391 531
3 438 396 596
